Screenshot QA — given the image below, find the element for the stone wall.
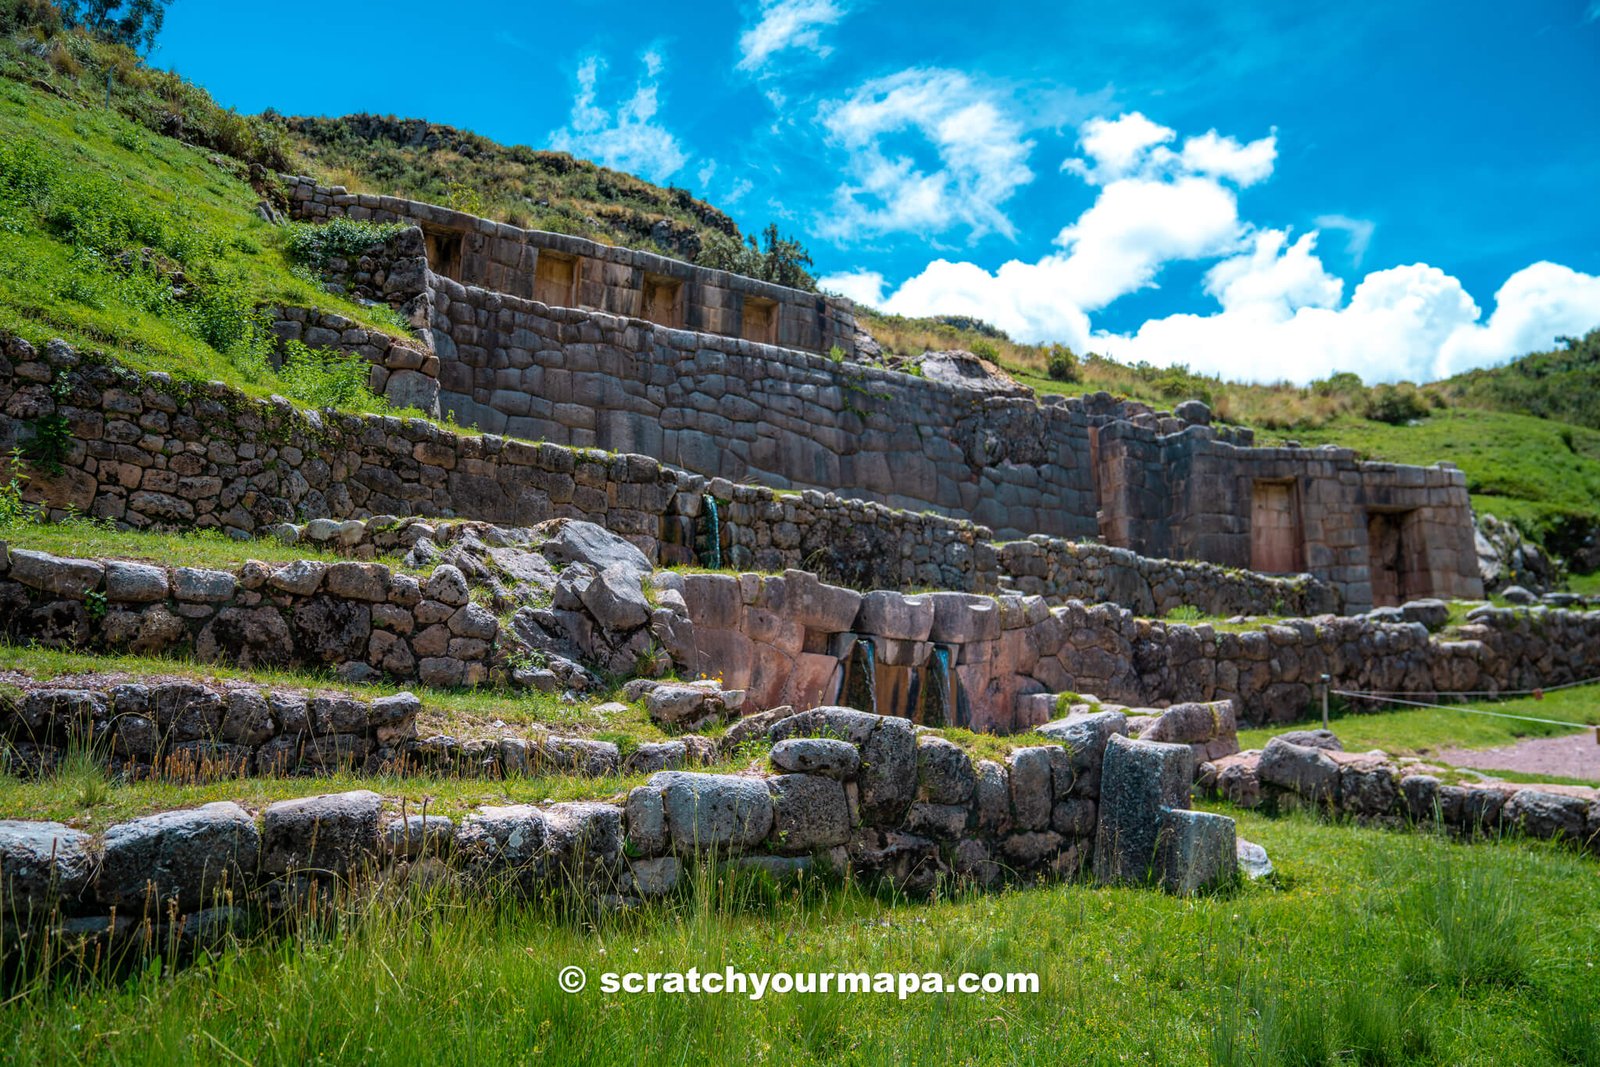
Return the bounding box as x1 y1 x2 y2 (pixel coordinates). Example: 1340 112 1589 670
285 177 857 358
655 567 1600 729
0 546 499 688
424 273 1102 543
997 537 1340 617
0 704 1241 954
262 303 442 416
1098 423 1481 611
0 335 996 595
1204 735 1600 855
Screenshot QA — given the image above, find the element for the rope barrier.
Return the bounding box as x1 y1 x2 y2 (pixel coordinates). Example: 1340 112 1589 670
1326 675 1600 699
1329 689 1599 730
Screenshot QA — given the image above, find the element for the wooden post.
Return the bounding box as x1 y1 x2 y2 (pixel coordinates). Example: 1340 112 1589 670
1320 673 1331 730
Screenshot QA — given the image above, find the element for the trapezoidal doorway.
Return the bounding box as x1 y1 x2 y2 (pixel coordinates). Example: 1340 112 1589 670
1367 509 1420 607
1250 479 1304 574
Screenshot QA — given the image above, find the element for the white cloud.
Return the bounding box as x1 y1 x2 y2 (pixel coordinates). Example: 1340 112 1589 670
1095 248 1600 385
850 109 1600 383
1062 112 1276 188
548 53 689 183
1313 213 1376 267
738 0 848 73
1178 130 1278 186
818 268 887 305
1062 112 1174 183
817 69 1036 241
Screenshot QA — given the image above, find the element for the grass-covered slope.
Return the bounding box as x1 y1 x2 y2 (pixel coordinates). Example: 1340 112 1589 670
0 68 405 410
283 114 741 262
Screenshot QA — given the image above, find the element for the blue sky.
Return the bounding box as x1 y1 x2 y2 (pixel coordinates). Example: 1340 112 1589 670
156 0 1600 383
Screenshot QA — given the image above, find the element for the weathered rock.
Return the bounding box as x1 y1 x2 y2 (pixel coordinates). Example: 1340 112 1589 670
0 820 94 914
260 790 382 877
1276 729 1342 751
858 716 917 825
767 774 851 852
579 563 650 633
540 519 650 577
96 802 258 911
104 561 168 603
652 771 773 852
1258 737 1340 804
1006 747 1055 831
1158 808 1236 895
382 813 455 859
769 737 860 778
1236 838 1273 879
1503 789 1591 843
1092 734 1193 886
917 735 975 805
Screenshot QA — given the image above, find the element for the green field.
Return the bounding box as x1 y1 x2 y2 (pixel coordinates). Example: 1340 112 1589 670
2 810 1597 1065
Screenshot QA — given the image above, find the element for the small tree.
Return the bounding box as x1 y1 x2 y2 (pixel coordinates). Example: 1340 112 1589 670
759 222 814 291
59 0 171 53
1046 343 1080 382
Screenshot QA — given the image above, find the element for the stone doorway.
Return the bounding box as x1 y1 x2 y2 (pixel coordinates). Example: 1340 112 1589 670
1367 509 1418 607
1250 479 1303 573
422 227 463 282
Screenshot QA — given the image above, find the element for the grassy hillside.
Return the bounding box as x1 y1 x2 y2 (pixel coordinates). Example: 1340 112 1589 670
283 114 740 263
1437 328 1600 431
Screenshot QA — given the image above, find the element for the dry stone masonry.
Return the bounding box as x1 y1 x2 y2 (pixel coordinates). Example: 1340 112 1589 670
286 178 1483 612
0 702 1244 954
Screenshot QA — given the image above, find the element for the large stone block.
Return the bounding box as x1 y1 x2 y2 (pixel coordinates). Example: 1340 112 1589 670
1157 808 1237 895
767 774 851 852
96 802 259 911
261 790 383 878
652 771 773 852
0 820 94 915
1092 734 1194 887
1258 737 1339 804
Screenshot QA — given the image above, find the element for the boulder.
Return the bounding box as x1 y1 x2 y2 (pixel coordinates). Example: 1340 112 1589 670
651 771 773 852
382 813 455 859
1158 809 1237 895
96 802 259 912
9 550 103 599
539 519 651 577
579 563 651 633
767 774 851 852
1258 737 1340 804
1035 710 1129 795
1275 729 1342 751
857 716 918 825
1236 838 1273 880
769 737 860 779
104 561 168 603
0 820 94 914
916 736 975 805
1503 789 1591 843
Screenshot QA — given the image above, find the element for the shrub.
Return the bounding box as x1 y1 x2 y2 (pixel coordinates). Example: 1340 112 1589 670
283 218 405 270
276 340 383 410
969 339 999 361
0 0 63 35
1364 382 1430 424
1046 343 1080 382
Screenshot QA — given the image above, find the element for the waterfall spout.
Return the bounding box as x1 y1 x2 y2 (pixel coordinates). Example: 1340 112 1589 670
702 494 722 569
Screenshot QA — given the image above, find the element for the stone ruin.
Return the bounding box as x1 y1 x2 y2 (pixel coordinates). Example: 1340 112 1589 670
283 177 1483 614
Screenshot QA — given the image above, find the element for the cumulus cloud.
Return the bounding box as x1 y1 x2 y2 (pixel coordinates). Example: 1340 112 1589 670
817 69 1036 241
548 52 689 183
738 0 849 73
1063 112 1276 187
1096 245 1600 384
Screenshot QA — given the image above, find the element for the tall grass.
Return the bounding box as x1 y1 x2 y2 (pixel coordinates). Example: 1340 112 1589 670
1394 846 1529 990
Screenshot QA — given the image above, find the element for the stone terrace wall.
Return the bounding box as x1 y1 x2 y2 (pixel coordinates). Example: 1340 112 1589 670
1204 737 1600 855
1098 423 1481 612
0 546 499 689
285 177 857 359
0 706 1240 955
425 273 1102 543
997 537 1340 618
0 335 989 593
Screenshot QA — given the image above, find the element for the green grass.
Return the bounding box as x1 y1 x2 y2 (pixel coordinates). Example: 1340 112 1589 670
0 516 410 572
1238 684 1600 757
1 809 1597 1064
0 73 421 422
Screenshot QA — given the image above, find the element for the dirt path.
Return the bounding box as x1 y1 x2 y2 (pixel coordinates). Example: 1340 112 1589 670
1436 729 1600 782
